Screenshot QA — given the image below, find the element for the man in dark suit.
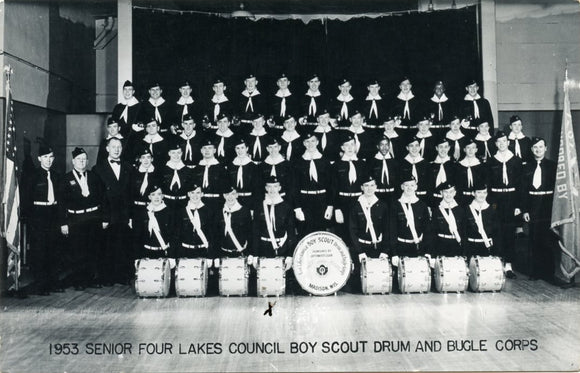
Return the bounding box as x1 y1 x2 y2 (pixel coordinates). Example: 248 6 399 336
58 148 108 290
92 137 133 285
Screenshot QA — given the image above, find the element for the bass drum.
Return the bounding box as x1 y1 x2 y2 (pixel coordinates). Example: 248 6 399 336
398 256 431 294
434 256 469 293
292 232 352 296
256 257 286 297
175 258 208 297
361 257 393 295
219 257 249 297
469 256 505 292
135 258 171 298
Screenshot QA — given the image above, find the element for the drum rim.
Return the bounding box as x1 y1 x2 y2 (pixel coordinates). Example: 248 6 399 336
292 231 352 296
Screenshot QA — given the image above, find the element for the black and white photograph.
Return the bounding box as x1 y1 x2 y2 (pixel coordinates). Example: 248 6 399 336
0 0 579 372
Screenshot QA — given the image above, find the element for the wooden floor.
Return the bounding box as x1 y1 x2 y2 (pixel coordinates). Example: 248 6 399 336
0 273 579 373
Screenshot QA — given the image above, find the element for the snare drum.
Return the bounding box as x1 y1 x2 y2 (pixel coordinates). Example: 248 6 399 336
434 256 469 293
256 257 286 297
219 257 249 296
175 258 208 297
398 256 431 293
135 258 171 298
469 256 505 292
361 258 393 294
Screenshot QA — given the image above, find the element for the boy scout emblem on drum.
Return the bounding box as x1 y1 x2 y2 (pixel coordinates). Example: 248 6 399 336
293 232 352 295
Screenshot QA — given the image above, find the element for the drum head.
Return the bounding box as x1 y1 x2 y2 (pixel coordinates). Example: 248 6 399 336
292 231 352 296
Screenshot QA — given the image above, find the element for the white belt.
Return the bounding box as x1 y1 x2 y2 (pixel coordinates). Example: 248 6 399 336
416 191 427 195
529 190 553 195
398 237 422 243
144 244 169 250
358 238 382 245
300 189 326 195
67 206 99 214
491 187 515 193
34 201 57 206
468 238 486 243
376 188 394 193
182 243 207 249
204 193 220 198
134 201 147 206
438 233 455 239
237 192 252 197
164 195 187 200
339 191 362 197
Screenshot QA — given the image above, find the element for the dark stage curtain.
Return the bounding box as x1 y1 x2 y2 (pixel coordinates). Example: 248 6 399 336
133 7 481 105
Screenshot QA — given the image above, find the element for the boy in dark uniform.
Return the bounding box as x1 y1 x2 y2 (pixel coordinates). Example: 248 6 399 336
177 183 215 259
294 132 334 237
213 186 254 260
332 78 358 128
361 80 386 131
431 182 465 257
445 115 469 162
462 80 494 136
227 137 261 212
260 136 294 205
139 118 169 168
391 77 419 134
246 113 269 164
487 131 522 278
174 114 203 168
414 115 437 162
427 81 454 137
521 137 557 281
174 80 201 127
206 78 233 127
92 137 133 285
112 80 141 137
238 74 265 128
299 73 327 127
58 147 108 290
194 138 228 211
366 136 398 209
279 115 304 163
141 184 174 259
268 73 297 135
427 137 457 207
21 143 62 294
456 139 487 206
97 117 128 165
312 109 341 162
474 121 495 162
381 115 404 160
507 115 532 165
464 183 501 259
213 113 237 164
345 110 373 161
140 82 173 134
400 136 429 202
391 175 431 259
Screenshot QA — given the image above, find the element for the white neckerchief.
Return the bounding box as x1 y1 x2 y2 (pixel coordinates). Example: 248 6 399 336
306 91 320 116
105 134 124 140
533 159 542 189
404 154 423 181
275 89 291 98
180 131 197 161
265 154 285 165
434 157 449 186
303 151 322 182
305 90 321 97
495 150 514 185
374 152 391 185
399 196 420 243
233 156 252 189
342 154 358 184
464 94 481 118
149 97 165 123
314 125 332 134
397 91 414 119
243 90 260 112
186 201 209 248
166 160 185 170
508 132 525 140
508 132 525 157
143 133 164 144
138 165 154 196
439 200 461 242
211 94 229 104
73 169 90 197
108 157 121 180
358 195 380 243
223 202 246 252
281 130 301 143
167 161 185 191
216 130 233 158
433 155 450 164
469 201 492 248
216 128 234 138
416 132 432 157
263 198 286 250
337 94 353 102
119 96 139 106
242 89 260 97
430 94 448 103
251 132 266 159
460 157 480 167
446 131 465 141
199 158 219 188
147 202 168 248
348 125 365 135
250 127 267 137
177 96 194 105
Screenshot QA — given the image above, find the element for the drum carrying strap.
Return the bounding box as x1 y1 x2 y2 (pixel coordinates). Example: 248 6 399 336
439 206 461 243
263 201 287 251
147 211 169 250
360 199 379 245
186 208 209 248
223 210 246 252
469 205 492 248
401 202 421 244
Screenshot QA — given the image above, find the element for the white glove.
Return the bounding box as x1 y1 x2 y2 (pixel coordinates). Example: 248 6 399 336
358 253 368 263
391 255 400 267
284 257 293 271
204 258 213 268
294 208 305 222
335 209 344 224
298 116 307 125
460 119 471 128
324 206 334 220
128 219 133 229
424 253 431 260
379 253 389 260
247 255 254 267
132 123 144 132
514 208 521 216
213 258 221 268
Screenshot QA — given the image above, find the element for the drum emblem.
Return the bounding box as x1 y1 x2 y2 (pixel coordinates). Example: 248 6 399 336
317 265 328 276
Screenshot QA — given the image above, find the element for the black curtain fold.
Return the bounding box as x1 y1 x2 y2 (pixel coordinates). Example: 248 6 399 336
133 7 480 103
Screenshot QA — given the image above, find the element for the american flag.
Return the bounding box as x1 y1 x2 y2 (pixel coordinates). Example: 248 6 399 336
2 67 21 288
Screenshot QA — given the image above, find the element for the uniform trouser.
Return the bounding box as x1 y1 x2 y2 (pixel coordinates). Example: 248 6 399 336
464 241 499 261
529 219 556 280
101 222 132 283
490 191 517 263
67 211 102 286
432 237 463 257
177 246 208 259
334 195 358 245
396 241 423 257
297 193 330 238
28 206 61 291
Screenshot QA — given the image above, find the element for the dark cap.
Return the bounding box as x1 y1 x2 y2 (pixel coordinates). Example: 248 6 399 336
437 181 456 192
182 113 194 123
465 79 478 87
180 80 191 89
341 133 355 145
406 136 421 146
494 131 508 141
213 78 225 85
232 135 248 147
107 117 118 126
361 174 376 185
265 136 280 146
338 78 350 87
245 74 257 80
38 143 53 157
148 82 161 90
473 182 488 192
71 147 86 159
307 73 320 82
436 136 450 146
123 80 133 88
146 183 163 196
531 136 545 146
201 137 216 148
349 109 363 119
138 147 153 158
264 176 280 185
509 115 522 125
252 113 265 121
216 113 230 121
400 174 417 184
186 182 202 193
